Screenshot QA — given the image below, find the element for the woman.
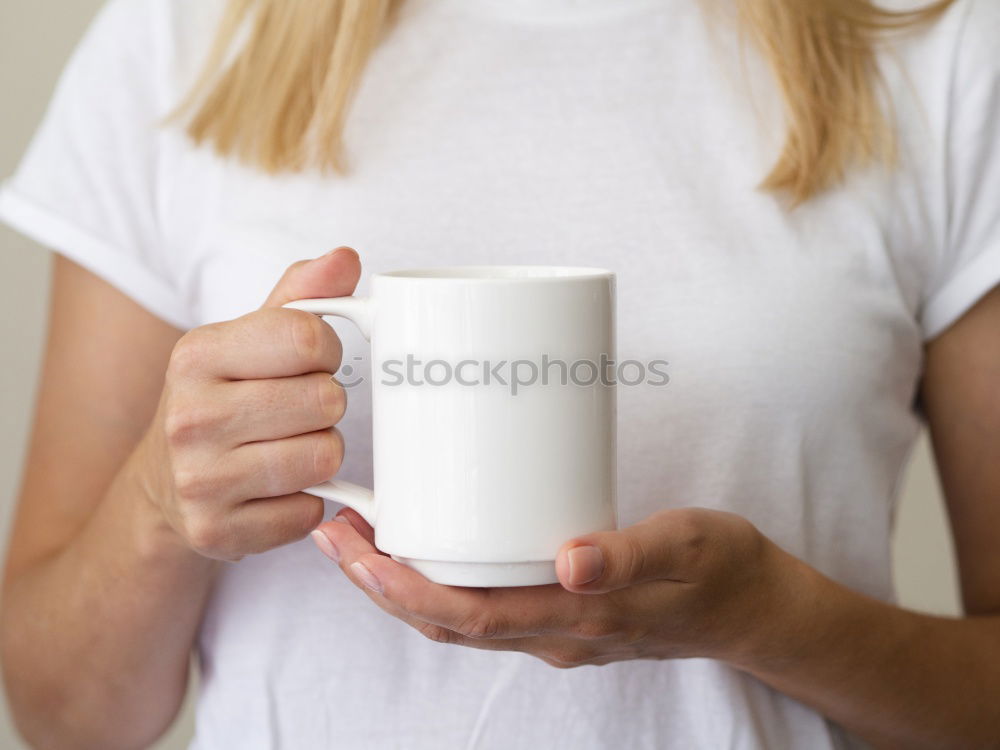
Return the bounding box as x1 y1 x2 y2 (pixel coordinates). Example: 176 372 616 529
1 0 998 747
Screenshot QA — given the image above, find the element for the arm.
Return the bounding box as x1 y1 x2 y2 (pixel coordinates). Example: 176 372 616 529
2 250 359 750
736 285 1000 749
1 256 208 749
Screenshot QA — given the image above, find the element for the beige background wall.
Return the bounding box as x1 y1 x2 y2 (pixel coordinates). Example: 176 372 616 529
0 1 961 748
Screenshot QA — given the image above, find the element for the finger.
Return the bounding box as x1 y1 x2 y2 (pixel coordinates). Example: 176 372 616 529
262 247 362 309
188 492 325 560
225 492 326 556
310 517 537 645
218 428 345 501
201 373 346 445
173 247 359 381
176 307 344 381
311 521 611 665
334 506 375 546
378 601 578 659
316 516 586 639
556 508 719 594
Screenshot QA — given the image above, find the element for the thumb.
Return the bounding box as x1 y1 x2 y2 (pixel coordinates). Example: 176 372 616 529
556 510 683 594
262 246 362 308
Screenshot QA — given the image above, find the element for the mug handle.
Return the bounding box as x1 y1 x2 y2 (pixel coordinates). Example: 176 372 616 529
282 296 376 526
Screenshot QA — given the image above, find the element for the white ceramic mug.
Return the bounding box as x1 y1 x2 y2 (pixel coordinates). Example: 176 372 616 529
284 266 616 587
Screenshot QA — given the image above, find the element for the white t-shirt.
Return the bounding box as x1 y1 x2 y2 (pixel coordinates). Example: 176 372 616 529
3 0 1000 747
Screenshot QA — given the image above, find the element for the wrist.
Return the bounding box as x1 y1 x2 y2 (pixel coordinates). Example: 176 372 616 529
723 539 834 673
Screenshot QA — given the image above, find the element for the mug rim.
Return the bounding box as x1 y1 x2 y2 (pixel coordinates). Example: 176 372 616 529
375 265 614 282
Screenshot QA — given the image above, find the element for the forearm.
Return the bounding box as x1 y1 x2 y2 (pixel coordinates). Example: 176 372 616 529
733 546 1000 749
1 442 219 750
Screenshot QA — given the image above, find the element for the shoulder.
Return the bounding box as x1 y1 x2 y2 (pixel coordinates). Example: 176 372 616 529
958 0 1000 39
893 0 999 74
76 0 227 108
879 0 999 141
83 0 222 51
950 0 1000 77
929 0 1000 131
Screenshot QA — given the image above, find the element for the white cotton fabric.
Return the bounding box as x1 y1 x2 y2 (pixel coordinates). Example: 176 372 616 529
2 0 999 747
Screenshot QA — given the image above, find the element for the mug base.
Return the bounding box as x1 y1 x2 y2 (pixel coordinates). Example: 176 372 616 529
389 555 558 587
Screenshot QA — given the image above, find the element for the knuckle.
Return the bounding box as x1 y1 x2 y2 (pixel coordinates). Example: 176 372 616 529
714 511 767 570
455 611 505 640
311 431 344 481
737 514 759 539
163 406 194 446
163 398 216 446
672 509 711 567
282 497 327 543
619 533 649 584
317 376 347 424
167 331 205 379
543 646 589 669
670 507 708 540
172 464 214 503
269 262 311 299
183 514 227 557
540 657 573 670
416 622 460 645
302 498 327 534
288 312 327 364
585 655 618 668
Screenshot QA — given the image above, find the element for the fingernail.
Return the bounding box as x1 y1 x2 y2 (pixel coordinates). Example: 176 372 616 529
351 560 383 594
310 529 340 563
568 545 604 585
334 514 352 525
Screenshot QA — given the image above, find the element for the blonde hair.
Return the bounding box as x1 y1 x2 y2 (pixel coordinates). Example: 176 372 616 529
178 0 954 205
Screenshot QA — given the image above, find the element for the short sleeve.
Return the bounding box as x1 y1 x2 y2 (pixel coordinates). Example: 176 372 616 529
920 0 1000 340
0 0 193 330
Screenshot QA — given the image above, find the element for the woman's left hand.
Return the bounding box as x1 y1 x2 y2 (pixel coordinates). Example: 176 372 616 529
311 507 803 669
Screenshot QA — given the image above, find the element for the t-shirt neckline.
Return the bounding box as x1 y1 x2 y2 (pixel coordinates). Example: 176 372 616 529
432 0 668 25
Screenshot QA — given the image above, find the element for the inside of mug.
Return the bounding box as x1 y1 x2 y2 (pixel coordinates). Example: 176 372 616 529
380 266 612 280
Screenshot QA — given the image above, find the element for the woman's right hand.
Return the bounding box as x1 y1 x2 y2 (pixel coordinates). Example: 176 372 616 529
138 247 362 560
